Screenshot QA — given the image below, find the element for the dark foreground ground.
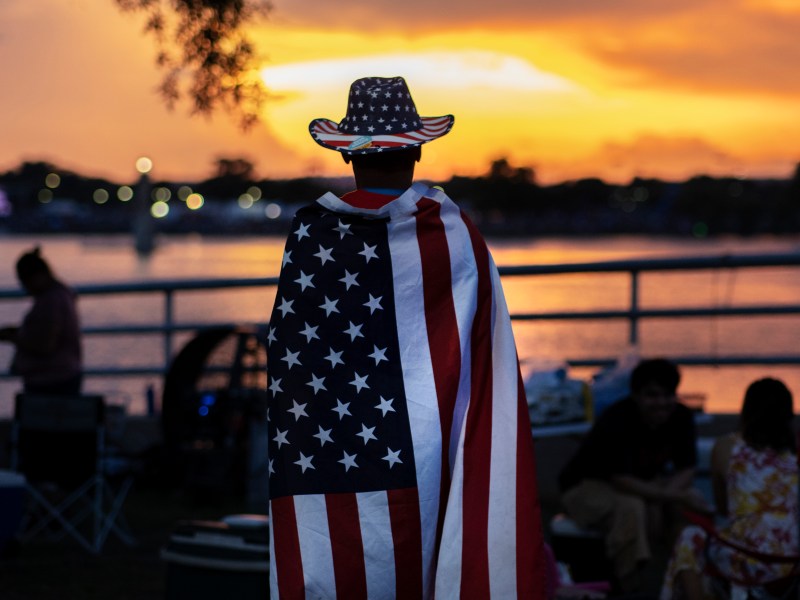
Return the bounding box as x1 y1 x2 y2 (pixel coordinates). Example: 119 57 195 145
0 487 253 600
0 486 668 599
1 414 735 599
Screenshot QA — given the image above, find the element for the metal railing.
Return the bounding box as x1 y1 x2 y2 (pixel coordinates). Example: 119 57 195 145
1 251 799 381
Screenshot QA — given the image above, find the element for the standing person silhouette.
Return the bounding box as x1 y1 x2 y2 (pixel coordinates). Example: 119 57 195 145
0 247 82 395
265 76 546 599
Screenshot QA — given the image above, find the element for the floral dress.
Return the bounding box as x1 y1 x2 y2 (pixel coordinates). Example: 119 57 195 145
660 435 799 598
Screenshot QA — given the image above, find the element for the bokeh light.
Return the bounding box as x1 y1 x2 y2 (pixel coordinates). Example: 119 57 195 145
45 173 60 188
186 193 204 210
38 189 53 203
265 203 282 219
177 186 192 201
93 189 109 204
238 193 254 209
247 186 262 201
117 186 134 202
150 201 169 218
135 156 153 174
153 187 171 202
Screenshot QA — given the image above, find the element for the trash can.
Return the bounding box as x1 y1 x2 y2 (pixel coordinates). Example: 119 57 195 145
162 514 269 600
0 470 25 553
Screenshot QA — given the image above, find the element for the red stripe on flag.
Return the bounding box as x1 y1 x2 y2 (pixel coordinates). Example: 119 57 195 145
271 496 305 600
326 493 368 599
516 366 546 598
415 198 461 548
388 487 424 599
460 215 495 597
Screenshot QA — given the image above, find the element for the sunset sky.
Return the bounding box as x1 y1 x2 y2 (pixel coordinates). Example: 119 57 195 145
2 0 800 185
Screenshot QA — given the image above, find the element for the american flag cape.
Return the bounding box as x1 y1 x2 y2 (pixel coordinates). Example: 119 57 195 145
266 182 546 599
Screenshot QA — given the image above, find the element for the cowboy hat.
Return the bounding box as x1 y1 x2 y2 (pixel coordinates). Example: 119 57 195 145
309 76 454 154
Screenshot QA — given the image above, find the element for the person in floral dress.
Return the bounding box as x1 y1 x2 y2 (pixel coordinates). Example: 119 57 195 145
661 377 798 599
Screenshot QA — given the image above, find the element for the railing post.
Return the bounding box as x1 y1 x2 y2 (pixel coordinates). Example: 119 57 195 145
164 289 173 374
630 270 639 345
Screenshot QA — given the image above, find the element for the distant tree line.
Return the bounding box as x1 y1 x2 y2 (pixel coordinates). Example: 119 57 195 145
1 158 799 237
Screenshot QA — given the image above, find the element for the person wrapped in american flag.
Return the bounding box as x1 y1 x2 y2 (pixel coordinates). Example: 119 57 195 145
267 75 546 599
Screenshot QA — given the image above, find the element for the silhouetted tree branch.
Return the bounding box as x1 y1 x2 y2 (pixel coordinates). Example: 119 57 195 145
115 0 271 129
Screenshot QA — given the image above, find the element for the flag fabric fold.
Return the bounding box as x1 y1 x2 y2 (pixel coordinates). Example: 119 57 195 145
267 182 545 599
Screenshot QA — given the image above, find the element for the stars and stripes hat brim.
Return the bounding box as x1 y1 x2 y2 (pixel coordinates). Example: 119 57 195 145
309 76 454 155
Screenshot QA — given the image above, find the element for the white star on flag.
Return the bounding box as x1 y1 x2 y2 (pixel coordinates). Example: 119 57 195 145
364 294 383 314
273 429 289 448
375 396 395 417
358 243 378 262
282 250 292 267
287 399 309 421
343 321 364 341
314 245 334 265
294 452 315 473
331 399 351 420
267 327 277 346
368 345 388 365
294 222 310 240
350 372 370 393
319 296 340 316
268 459 274 475
382 448 402 468
306 373 327 395
299 322 320 343
356 424 377 444
339 270 359 290
334 220 352 239
324 348 344 368
313 426 334 446
294 271 315 291
276 298 294 317
269 377 283 395
338 451 358 472
281 349 302 369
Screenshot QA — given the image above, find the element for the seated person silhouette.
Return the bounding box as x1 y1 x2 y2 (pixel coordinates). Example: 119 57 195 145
660 377 799 600
558 358 710 592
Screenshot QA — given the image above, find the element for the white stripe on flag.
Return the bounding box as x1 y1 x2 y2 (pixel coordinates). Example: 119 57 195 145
269 502 278 599
356 491 396 600
294 494 337 599
388 214 441 597
434 421 467 599
487 259 520 597
438 194 477 473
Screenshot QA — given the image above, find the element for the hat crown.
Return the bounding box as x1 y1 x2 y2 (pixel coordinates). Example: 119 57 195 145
338 77 423 135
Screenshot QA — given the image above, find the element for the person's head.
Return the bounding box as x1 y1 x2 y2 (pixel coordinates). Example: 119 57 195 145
740 377 795 453
630 358 681 428
342 146 422 190
308 76 454 188
16 247 54 295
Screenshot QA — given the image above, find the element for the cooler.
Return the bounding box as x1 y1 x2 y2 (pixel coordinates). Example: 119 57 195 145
161 514 269 600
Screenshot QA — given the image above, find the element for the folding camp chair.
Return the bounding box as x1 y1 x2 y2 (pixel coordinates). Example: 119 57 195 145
10 393 136 553
684 511 800 600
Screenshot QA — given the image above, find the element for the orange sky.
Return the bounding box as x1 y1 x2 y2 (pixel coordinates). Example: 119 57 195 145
1 0 800 185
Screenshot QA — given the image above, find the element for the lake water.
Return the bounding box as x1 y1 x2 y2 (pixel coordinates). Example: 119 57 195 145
1 232 799 417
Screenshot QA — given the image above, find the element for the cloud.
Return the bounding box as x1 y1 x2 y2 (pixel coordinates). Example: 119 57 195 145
265 0 800 98
537 134 795 183
269 0 712 30
261 51 581 94
582 8 800 95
